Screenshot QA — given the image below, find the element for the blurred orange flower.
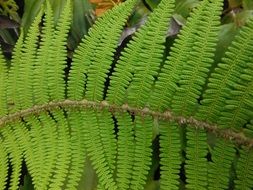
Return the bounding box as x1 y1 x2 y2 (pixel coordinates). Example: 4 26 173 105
89 0 122 16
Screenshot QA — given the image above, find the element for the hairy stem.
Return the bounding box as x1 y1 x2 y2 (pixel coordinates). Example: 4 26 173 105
0 99 252 148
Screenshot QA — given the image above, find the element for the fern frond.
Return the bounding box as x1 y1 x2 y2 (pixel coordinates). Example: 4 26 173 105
0 51 7 116
12 114 63 190
185 128 208 190
195 16 253 190
115 112 135 189
15 12 43 109
48 110 72 189
197 17 253 129
83 110 117 189
22 116 53 189
65 111 86 190
235 147 253 190
208 140 235 190
36 114 58 189
149 0 204 111
30 2 73 187
159 121 181 190
69 109 117 189
13 119 42 188
129 116 153 189
150 0 222 113
170 0 222 116
9 122 35 187
1 0 253 189
7 31 23 113
68 0 137 101
84 0 136 102
11 116 56 189
7 11 42 112
33 0 54 105
0 140 8 190
107 0 175 106
96 110 117 171
1 126 23 190
38 114 62 189
46 0 72 101
151 0 223 189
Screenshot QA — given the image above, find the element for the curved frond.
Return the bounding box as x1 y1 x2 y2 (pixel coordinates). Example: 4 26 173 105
67 0 137 101
208 140 235 190
19 116 52 189
10 121 38 188
235 147 253 190
7 9 43 113
129 116 153 189
0 0 253 189
48 110 71 189
96 110 117 171
150 0 222 113
1 126 23 190
13 11 43 110
0 140 8 190
46 0 72 101
107 0 175 106
82 110 117 189
170 0 223 116
65 111 86 189
36 114 58 189
159 122 181 190
12 115 57 189
7 31 24 113
151 0 223 189
0 51 7 116
33 0 54 105
115 113 135 189
197 18 253 129
185 128 208 190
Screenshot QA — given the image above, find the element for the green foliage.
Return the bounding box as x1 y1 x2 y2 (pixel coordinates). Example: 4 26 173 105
0 0 19 21
22 0 92 49
0 0 253 189
0 0 91 54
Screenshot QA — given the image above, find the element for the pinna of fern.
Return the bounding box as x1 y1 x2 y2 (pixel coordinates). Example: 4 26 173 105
0 0 253 189
196 10 253 190
104 0 175 188
148 0 223 189
1 0 74 189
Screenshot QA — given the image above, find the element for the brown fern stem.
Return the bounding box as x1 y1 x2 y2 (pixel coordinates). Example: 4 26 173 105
0 99 252 148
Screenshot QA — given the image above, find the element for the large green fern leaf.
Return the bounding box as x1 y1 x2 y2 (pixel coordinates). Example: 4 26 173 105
235 147 253 189
0 140 8 189
0 51 7 116
1 126 23 190
6 31 24 113
152 0 223 189
9 11 43 110
197 18 253 129
115 112 135 189
33 0 54 105
197 16 253 190
207 139 235 190
0 0 253 189
107 0 174 107
159 121 181 190
46 0 72 101
67 0 137 101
